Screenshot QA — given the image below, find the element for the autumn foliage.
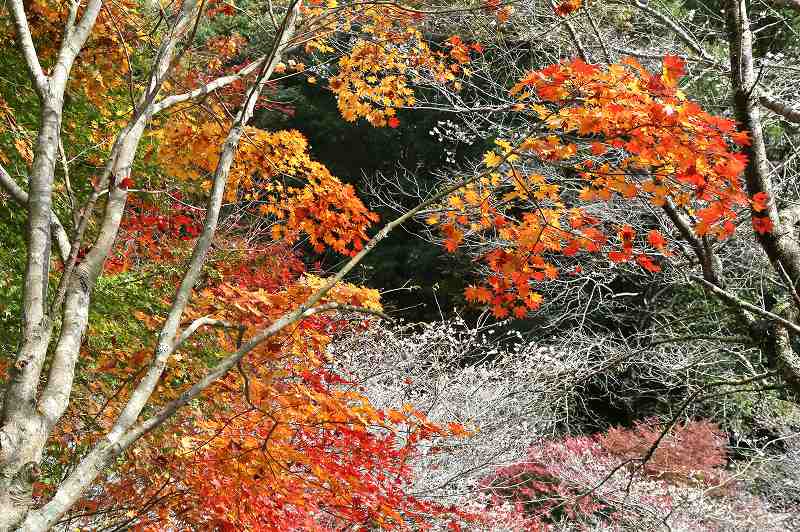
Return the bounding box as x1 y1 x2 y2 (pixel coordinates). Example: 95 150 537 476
598 418 729 487
482 420 731 527
1 0 792 530
425 55 759 318
49 241 467 530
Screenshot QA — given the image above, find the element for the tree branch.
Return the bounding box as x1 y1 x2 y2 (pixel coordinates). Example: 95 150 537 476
174 304 392 354
631 0 712 61
122 304 391 446
0 162 71 260
173 317 237 352
779 204 800 228
725 0 800 287
20 5 303 528
152 57 268 114
553 1 588 62
760 93 800 124
52 0 103 91
7 0 48 97
689 274 800 335
662 198 723 285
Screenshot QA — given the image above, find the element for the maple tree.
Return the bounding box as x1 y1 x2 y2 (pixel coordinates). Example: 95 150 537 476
0 0 492 528
411 0 800 404
428 53 753 318
0 1 397 528
49 241 470 530
0 0 800 530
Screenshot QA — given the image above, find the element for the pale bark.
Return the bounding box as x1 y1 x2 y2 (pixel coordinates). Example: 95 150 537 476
1 1 103 528
724 0 800 396
0 0 482 527
0 163 71 260
0 0 202 528
16 67 487 528
761 93 800 124
10 3 301 529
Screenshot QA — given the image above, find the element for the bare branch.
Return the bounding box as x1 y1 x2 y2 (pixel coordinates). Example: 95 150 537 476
554 1 588 62
663 198 723 285
152 57 269 114
122 303 391 446
690 274 800 335
173 317 237 352
7 0 48 97
0 162 71 260
761 93 800 124
630 0 713 61
725 0 800 286
52 0 104 91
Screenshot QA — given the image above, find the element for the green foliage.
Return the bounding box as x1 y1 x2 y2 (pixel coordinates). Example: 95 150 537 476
0 200 27 355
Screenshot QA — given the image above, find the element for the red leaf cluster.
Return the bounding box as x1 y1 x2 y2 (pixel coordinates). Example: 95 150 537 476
598 419 729 486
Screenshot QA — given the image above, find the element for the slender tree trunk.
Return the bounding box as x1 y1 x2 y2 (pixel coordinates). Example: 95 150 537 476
0 97 63 531
5 3 302 529
724 0 800 397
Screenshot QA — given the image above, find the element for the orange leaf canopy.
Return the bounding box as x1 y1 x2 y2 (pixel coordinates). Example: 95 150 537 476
430 56 752 318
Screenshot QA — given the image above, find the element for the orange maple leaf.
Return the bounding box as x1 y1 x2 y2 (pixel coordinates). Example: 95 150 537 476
647 230 667 250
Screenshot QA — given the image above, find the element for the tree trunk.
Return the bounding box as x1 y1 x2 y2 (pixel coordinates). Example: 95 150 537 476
725 0 800 397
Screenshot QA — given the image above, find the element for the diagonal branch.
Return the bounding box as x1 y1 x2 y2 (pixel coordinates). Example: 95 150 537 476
52 0 103 91
152 56 270 114
122 304 391 447
662 198 723 285
7 0 48 97
173 317 237 353
690 274 800 335
552 1 588 62
760 93 800 124
0 162 71 260
173 305 391 354
631 0 713 61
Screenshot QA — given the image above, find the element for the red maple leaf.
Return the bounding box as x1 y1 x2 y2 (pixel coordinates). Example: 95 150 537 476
647 230 667 250
751 192 769 213
752 216 773 234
